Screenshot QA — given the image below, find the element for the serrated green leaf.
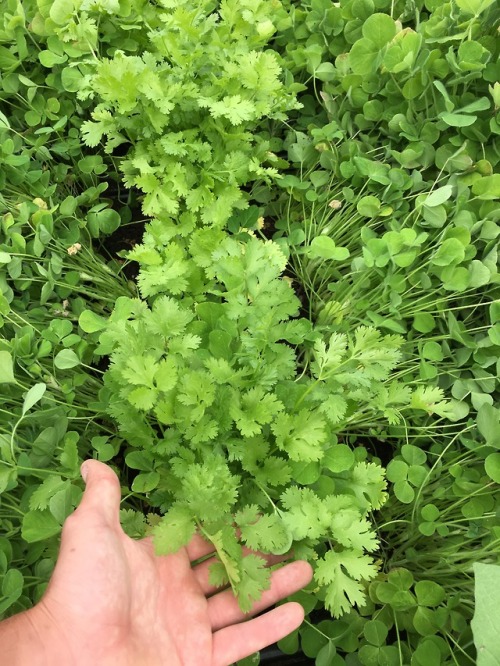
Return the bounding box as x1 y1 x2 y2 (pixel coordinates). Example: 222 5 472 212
316 549 378 617
152 507 196 555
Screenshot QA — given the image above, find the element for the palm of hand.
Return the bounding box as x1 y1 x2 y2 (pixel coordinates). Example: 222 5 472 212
32 462 312 666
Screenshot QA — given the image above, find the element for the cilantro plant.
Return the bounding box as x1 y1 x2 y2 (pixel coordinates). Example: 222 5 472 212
0 2 498 664
257 1 499 659
85 226 453 616
54 0 306 226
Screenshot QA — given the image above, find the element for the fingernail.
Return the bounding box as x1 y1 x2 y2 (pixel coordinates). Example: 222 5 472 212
81 462 89 483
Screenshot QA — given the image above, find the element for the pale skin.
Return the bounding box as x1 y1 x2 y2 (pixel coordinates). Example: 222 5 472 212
0 460 313 665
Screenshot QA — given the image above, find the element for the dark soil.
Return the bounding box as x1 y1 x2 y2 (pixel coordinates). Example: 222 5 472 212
260 646 313 664
98 219 144 281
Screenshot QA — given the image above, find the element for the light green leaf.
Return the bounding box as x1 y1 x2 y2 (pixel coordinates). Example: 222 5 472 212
331 246 350 261
433 81 454 112
440 112 477 127
472 562 500 666
357 195 381 217
314 62 336 81
0 111 10 129
0 351 16 384
39 50 67 67
18 75 37 87
431 238 466 266
460 97 491 114
456 0 495 15
442 266 470 292
22 510 61 542
361 13 397 49
422 341 443 361
152 507 196 555
54 349 80 369
323 444 355 473
22 383 46 415
289 460 321 485
423 185 453 207
394 479 414 503
61 66 83 92
472 174 500 200
413 313 435 333
477 404 500 448
79 310 108 333
2 568 23 598
349 38 379 75
49 0 75 25
87 209 121 236
132 471 160 493
485 453 500 484
469 260 491 287
307 236 338 260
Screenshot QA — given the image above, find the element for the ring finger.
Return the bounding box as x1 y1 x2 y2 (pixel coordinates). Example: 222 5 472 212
207 560 313 631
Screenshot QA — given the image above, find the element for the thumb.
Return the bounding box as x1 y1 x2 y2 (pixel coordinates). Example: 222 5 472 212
78 459 122 527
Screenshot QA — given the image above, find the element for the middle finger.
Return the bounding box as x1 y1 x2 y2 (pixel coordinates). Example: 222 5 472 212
207 560 313 631
192 551 291 596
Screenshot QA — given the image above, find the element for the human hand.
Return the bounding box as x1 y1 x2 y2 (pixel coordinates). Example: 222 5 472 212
3 460 312 666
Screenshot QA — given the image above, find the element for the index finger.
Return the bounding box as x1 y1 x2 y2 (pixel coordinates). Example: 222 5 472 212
186 532 217 562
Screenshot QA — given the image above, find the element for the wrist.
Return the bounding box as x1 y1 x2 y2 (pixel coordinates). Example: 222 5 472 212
0 608 45 665
0 604 74 666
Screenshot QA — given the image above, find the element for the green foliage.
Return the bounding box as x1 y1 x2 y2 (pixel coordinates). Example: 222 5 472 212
93 228 444 615
282 436 499 664
472 563 500 665
65 0 305 225
274 0 499 183
260 1 500 661
0 38 134 611
0 223 131 615
0 2 498 663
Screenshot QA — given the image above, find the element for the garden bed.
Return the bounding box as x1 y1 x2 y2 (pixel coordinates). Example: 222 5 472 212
0 0 499 663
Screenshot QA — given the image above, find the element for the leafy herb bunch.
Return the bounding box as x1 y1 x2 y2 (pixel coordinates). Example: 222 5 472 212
83 221 456 616
64 0 305 226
